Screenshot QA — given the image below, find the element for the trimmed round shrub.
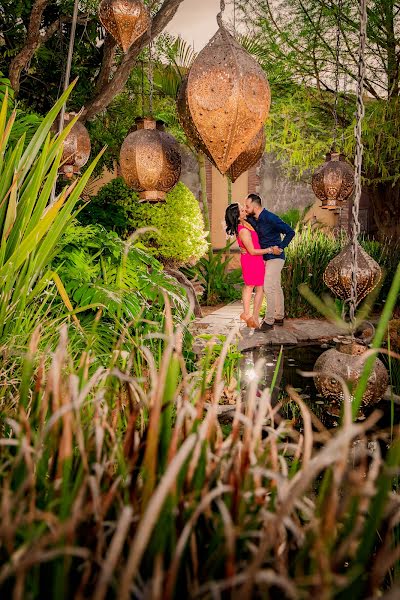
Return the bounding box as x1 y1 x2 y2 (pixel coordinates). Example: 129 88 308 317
129 182 208 266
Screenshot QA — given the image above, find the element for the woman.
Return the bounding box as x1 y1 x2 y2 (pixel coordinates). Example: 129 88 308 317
225 203 274 329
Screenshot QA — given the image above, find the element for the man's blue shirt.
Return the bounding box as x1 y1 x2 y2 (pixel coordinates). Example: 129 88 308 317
247 209 295 261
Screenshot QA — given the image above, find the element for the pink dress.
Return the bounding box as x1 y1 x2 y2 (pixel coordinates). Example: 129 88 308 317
237 224 265 286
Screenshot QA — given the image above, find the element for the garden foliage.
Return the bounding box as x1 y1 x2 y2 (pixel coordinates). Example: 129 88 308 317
283 226 400 317
81 179 208 267
1 263 400 598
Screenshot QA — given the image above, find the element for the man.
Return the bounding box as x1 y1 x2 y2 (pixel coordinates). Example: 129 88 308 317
245 193 295 331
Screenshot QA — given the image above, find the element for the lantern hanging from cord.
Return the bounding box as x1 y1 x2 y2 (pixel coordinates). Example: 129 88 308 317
311 0 354 210
177 76 265 181
312 151 355 210
314 0 388 411
53 113 91 179
177 0 270 175
120 117 181 202
98 0 150 53
323 241 381 303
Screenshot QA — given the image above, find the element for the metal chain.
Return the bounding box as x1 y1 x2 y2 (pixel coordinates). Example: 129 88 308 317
217 0 226 27
349 0 367 327
332 0 342 150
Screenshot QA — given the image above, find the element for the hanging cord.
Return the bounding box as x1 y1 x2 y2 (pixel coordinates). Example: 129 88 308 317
50 0 79 204
217 0 226 28
341 70 347 152
141 59 145 117
332 0 342 151
349 0 367 328
58 0 80 135
148 3 154 116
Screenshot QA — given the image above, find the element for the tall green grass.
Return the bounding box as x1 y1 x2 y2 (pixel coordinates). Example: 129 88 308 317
283 225 400 317
0 83 104 346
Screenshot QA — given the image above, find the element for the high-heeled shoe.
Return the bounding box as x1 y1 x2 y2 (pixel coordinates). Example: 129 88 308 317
246 316 260 329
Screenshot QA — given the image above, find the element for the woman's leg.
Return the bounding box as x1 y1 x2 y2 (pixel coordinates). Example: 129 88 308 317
253 286 264 322
241 285 253 319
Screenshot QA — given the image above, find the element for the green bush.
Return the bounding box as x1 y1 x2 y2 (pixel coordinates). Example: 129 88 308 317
79 177 138 238
80 180 208 267
129 181 208 266
283 226 400 318
182 243 242 305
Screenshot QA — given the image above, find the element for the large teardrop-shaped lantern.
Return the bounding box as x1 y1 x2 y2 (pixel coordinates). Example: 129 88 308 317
312 152 355 210
98 0 150 53
323 241 382 304
53 113 91 179
177 76 266 181
227 127 266 182
120 117 181 202
178 25 270 175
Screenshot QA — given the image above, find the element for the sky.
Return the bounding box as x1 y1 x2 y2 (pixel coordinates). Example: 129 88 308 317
166 0 234 52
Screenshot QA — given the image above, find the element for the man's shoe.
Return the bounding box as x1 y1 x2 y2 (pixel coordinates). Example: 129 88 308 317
255 321 274 333
274 319 285 326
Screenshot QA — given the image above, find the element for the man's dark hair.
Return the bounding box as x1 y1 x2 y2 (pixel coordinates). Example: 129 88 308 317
247 193 262 206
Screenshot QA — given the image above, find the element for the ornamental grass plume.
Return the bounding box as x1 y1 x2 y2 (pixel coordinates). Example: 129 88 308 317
1 290 400 599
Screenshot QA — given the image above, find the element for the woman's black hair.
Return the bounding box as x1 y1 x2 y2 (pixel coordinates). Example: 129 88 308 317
225 203 240 236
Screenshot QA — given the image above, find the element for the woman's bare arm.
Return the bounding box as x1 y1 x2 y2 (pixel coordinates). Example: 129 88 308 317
239 229 273 255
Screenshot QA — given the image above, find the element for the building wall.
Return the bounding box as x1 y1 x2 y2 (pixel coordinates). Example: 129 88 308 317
258 153 315 214
210 167 248 249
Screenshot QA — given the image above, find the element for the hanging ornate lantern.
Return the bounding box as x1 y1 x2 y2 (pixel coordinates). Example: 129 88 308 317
98 0 150 53
178 25 270 175
312 152 354 210
314 337 388 408
119 117 181 201
53 113 91 179
177 76 266 181
227 127 265 182
323 241 381 304
177 76 213 160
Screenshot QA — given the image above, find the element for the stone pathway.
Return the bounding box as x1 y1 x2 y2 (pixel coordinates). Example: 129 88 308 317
191 301 344 352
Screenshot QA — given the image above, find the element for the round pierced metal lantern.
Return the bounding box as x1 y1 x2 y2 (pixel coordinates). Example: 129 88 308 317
228 127 266 182
314 337 388 408
98 0 150 53
312 152 354 210
178 25 270 175
53 113 91 179
323 241 382 305
119 117 181 202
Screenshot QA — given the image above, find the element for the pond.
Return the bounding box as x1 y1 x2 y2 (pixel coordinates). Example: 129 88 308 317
241 344 399 430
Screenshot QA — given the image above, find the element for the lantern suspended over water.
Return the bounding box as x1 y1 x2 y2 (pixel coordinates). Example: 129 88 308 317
323 241 382 305
312 152 355 210
53 113 91 179
314 337 388 410
98 0 150 53
120 117 181 202
177 24 270 175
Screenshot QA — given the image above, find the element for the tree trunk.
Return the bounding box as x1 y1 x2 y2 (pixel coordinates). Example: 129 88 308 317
197 152 211 241
369 180 400 239
164 268 203 318
8 0 49 93
81 0 185 121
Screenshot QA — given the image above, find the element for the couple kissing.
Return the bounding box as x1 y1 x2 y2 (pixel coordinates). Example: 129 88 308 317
225 193 295 331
